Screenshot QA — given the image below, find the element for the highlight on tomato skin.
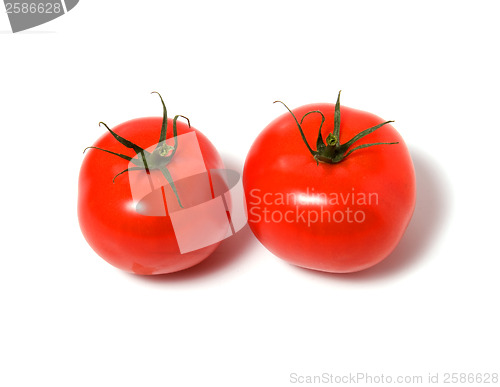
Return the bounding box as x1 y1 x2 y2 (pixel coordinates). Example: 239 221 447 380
78 93 246 275
243 92 416 273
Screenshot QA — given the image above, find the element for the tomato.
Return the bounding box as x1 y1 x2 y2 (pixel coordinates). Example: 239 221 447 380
78 94 226 274
243 92 416 273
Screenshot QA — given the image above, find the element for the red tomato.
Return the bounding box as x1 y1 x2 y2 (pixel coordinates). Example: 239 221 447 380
243 93 416 273
78 95 225 275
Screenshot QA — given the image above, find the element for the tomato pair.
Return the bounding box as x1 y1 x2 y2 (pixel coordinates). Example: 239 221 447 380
78 92 415 274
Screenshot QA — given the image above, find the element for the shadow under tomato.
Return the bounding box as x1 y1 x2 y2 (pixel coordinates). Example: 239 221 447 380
126 224 256 284
290 148 452 281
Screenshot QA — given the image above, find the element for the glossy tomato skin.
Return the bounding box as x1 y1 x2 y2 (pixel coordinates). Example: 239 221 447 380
78 117 225 275
243 103 416 273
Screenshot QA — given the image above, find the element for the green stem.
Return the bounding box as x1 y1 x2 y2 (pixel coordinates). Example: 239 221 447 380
84 92 187 207
275 90 399 164
274 100 316 156
301 110 326 151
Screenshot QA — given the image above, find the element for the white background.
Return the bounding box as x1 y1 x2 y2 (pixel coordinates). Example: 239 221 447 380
1 1 499 386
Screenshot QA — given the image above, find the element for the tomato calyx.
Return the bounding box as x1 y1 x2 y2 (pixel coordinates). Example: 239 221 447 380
274 91 399 165
83 92 188 207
